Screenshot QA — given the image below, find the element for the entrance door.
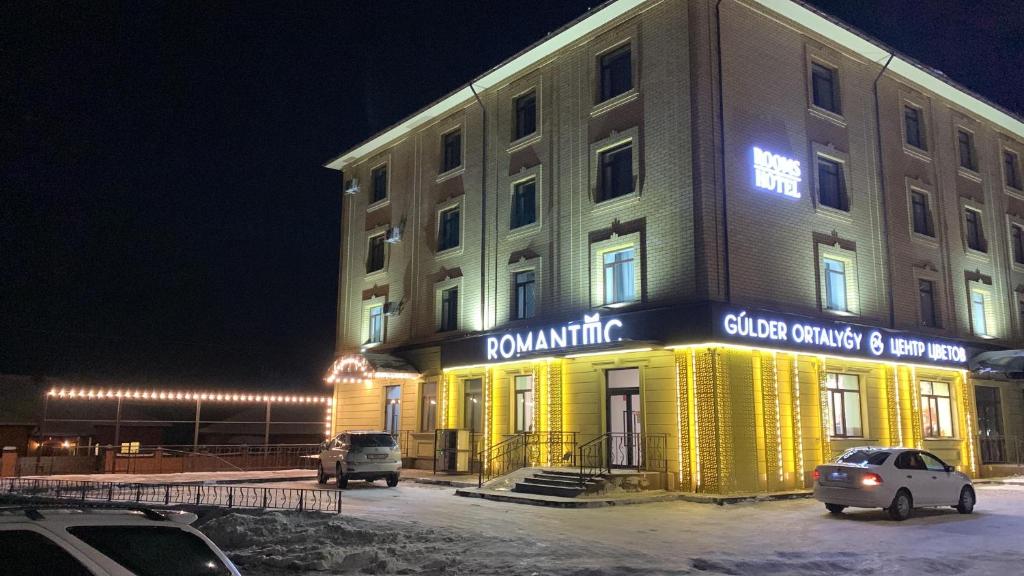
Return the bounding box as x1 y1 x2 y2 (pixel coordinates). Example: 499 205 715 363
975 386 1005 463
606 368 641 468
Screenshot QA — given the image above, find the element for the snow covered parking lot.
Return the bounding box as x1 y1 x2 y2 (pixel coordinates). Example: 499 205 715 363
198 481 1024 575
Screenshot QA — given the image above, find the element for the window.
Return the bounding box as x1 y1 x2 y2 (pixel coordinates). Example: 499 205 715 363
510 178 537 229
367 234 386 272
910 190 934 237
514 375 535 433
420 381 437 432
0 530 94 575
384 385 401 434
371 164 387 203
514 91 537 140
67 526 232 576
904 105 926 150
1006 150 1022 190
599 45 632 102
603 248 636 305
442 130 461 172
440 286 458 332
971 289 989 336
823 257 847 312
464 379 482 433
964 208 986 252
919 451 949 472
1012 224 1024 265
895 451 927 470
513 270 536 320
120 441 140 454
918 279 939 327
921 381 954 438
438 206 460 251
958 130 977 171
825 373 862 437
367 305 383 344
817 156 848 211
597 142 633 202
811 62 840 114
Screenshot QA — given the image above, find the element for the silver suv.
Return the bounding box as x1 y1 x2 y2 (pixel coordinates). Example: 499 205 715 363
0 506 240 575
317 431 402 488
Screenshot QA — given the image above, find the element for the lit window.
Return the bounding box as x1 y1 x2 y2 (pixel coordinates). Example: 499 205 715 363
823 257 847 312
603 248 636 305
510 178 537 229
420 382 437 432
971 289 989 336
811 62 840 114
440 287 458 332
513 270 536 320
964 208 986 252
910 190 933 237
597 142 633 202
599 45 632 103
817 156 848 211
825 373 861 437
1012 224 1024 265
367 234 386 272
463 379 482 433
918 279 939 327
438 206 460 251
371 165 387 203
442 130 461 173
367 305 383 344
119 442 140 454
383 385 401 434
958 130 977 171
921 381 954 438
904 105 926 150
1006 150 1022 190
514 91 537 140
514 375 535 433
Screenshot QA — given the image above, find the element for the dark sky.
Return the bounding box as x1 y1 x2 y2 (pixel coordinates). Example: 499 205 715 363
2 1 1022 387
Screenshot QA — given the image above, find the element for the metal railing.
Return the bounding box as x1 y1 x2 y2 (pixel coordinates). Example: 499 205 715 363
976 434 1024 466
477 432 578 487
577 432 668 486
110 444 321 474
2 478 341 514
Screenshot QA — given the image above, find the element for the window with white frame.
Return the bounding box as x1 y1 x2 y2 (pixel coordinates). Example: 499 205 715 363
603 247 636 305
964 207 986 253
918 278 939 328
970 288 990 337
920 381 954 438
598 44 632 103
816 156 848 211
514 375 535 433
910 190 934 237
441 130 462 173
383 385 401 434
367 304 384 344
367 233 386 273
1005 150 1022 190
957 129 977 171
904 104 927 151
823 257 848 312
439 286 458 332
810 62 840 114
825 373 862 437
371 164 388 204
420 381 437 432
513 270 536 320
438 206 460 251
597 141 634 202
514 91 537 141
510 178 537 229
1012 223 1024 265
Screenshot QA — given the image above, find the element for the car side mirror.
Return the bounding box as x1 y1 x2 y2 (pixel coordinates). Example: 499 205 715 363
944 465 955 473
319 441 328 451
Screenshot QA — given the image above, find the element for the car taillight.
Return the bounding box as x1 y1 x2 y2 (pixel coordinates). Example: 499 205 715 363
862 472 883 486
812 469 820 481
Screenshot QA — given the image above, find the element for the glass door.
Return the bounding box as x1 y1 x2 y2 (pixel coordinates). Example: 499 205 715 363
384 385 401 435
606 368 641 468
975 386 1005 463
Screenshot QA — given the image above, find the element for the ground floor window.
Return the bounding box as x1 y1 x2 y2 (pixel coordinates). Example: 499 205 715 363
920 380 954 438
464 379 482 433
825 373 862 437
384 385 401 434
119 441 140 454
514 375 535 433
420 381 437 432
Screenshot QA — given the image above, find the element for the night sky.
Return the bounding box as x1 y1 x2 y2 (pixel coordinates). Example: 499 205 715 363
2 1 1022 389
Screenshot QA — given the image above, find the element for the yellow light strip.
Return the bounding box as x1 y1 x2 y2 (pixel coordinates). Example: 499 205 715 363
563 347 653 359
690 348 701 490
772 351 784 484
47 388 330 404
443 357 558 373
960 369 977 476
892 367 904 446
792 355 804 488
666 342 965 373
674 351 684 488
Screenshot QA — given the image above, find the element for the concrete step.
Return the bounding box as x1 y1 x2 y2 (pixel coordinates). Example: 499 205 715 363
513 481 586 498
522 476 596 488
536 469 586 478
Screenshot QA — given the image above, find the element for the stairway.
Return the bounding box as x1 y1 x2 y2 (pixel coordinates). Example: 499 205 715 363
512 469 603 498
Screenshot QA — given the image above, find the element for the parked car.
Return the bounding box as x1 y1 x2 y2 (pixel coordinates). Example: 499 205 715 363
0 506 240 575
813 447 975 521
317 431 401 488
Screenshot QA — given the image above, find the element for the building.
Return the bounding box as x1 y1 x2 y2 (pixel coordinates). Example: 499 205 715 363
323 0 1024 493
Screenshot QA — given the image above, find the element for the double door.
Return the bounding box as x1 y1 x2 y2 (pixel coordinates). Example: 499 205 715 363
606 368 642 468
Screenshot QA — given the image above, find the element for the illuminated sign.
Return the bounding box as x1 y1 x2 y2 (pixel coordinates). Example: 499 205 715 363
486 313 624 361
752 146 801 199
721 309 968 366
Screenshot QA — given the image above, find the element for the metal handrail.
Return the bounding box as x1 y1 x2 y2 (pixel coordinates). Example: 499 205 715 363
577 432 669 486
476 432 579 487
975 433 1024 466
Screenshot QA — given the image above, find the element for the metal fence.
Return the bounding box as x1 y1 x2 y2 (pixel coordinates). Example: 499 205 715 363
2 478 341 514
977 434 1024 466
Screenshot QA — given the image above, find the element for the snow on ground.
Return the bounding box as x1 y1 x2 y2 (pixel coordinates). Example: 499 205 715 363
198 480 1024 575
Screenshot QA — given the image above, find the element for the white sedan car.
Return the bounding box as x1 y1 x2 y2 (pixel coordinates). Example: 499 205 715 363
813 447 975 521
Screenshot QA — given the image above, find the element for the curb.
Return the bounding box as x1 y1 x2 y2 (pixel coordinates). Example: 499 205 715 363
410 477 478 488
453 488 814 508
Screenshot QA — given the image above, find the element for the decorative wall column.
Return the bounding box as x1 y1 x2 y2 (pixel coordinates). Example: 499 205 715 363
815 356 832 465
673 350 692 491
759 352 783 490
886 365 903 446
790 356 805 488
908 367 923 449
484 368 493 461
694 347 730 493
959 371 978 475
439 373 450 428
546 360 564 465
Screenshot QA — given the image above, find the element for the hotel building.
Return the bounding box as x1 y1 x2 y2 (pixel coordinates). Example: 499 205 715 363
323 0 1024 493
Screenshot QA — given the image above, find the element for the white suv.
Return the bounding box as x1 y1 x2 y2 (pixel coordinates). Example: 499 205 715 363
317 431 402 488
0 506 240 575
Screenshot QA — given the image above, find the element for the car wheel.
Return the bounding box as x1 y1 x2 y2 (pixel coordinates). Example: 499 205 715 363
956 486 975 514
336 464 348 489
386 473 399 487
825 503 845 514
316 463 328 485
888 489 913 521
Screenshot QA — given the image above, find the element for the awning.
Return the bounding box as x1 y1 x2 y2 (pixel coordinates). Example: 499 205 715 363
969 350 1024 380
324 353 421 384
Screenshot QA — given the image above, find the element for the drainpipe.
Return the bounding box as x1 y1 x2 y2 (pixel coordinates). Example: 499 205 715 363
715 0 731 303
873 53 896 328
470 84 488 331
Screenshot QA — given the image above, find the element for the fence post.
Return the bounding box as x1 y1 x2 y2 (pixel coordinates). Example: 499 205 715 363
261 488 268 509
196 486 202 506
107 484 113 501
135 485 141 502
228 486 233 508
164 485 170 505
298 490 304 512
336 491 341 514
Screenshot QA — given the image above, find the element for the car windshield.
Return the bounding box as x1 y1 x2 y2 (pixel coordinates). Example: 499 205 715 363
350 434 397 448
67 526 232 576
838 450 889 466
